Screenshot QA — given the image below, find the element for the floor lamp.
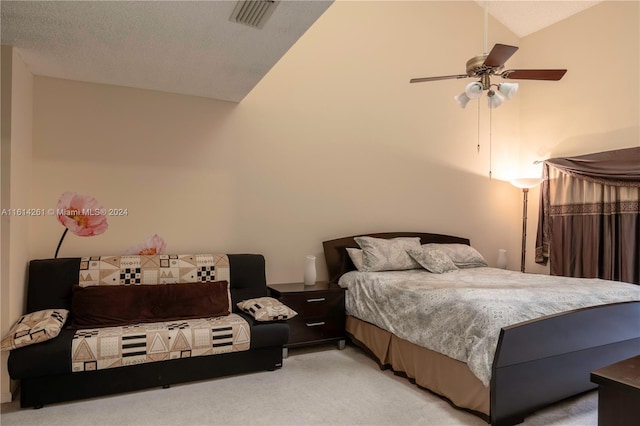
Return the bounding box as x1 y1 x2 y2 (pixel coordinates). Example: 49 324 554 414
510 178 543 273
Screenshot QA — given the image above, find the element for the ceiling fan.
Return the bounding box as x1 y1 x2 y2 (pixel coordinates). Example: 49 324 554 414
410 42 567 108
409 1 567 109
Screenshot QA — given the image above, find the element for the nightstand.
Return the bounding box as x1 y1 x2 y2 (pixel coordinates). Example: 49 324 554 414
268 281 346 357
591 355 640 426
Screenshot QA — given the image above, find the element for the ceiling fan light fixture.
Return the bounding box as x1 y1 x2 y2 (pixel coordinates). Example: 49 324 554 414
454 92 471 108
498 82 519 100
487 90 504 109
464 81 484 99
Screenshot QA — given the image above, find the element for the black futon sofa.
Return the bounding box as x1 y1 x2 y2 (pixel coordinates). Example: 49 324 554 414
8 254 289 408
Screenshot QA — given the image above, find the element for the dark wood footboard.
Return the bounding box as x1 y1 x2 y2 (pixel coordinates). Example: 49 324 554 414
322 232 640 425
491 301 640 426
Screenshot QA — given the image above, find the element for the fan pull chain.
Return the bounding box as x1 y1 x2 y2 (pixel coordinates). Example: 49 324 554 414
489 106 493 179
477 100 481 153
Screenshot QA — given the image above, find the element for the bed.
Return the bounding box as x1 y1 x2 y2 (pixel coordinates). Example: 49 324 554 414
322 232 640 426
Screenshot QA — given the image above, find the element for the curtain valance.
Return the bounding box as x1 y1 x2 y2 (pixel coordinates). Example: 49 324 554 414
545 146 640 184
536 146 640 284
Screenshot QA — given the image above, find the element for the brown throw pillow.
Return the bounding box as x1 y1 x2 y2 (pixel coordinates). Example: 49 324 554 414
70 281 230 329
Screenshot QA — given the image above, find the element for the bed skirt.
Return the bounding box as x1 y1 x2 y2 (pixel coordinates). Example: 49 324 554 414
346 315 490 420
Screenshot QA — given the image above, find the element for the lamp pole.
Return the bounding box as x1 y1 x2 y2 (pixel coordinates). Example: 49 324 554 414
520 188 529 273
510 177 543 274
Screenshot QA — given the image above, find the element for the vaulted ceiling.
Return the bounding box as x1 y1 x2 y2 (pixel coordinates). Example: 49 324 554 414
1 1 601 102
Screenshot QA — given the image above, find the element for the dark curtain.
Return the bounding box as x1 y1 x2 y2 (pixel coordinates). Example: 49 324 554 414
535 146 640 284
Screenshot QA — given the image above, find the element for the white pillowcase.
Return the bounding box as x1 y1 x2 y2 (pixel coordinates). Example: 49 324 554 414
424 243 488 268
354 236 422 272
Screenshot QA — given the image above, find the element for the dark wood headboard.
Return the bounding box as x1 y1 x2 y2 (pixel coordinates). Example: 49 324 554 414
322 232 470 283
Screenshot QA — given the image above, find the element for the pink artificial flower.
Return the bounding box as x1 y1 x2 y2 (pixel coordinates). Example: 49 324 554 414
54 192 108 258
56 192 108 236
124 234 167 255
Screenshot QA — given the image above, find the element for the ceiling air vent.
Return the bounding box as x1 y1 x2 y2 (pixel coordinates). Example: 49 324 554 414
230 0 279 29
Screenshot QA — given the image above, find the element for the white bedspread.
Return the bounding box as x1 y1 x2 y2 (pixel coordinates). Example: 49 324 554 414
338 267 640 387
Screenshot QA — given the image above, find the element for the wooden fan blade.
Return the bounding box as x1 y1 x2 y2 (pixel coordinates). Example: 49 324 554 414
410 74 468 83
484 44 519 67
501 69 567 81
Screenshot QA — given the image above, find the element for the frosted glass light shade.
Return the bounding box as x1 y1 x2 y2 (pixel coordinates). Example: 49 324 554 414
465 82 483 99
510 177 543 189
454 92 470 108
487 90 504 109
498 82 519 100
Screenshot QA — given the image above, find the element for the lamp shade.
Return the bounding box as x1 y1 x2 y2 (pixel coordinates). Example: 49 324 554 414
454 92 470 108
510 177 543 189
498 82 519 100
465 82 483 99
487 90 504 109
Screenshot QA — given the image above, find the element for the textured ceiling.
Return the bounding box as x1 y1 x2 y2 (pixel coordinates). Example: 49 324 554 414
2 1 601 102
1 0 333 102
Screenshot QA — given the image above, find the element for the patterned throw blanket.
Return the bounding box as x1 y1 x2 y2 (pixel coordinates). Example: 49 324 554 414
78 254 230 286
72 314 250 372
339 267 640 387
71 253 248 372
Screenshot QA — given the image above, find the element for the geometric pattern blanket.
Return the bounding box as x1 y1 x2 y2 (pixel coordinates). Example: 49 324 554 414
78 254 230 287
72 314 250 372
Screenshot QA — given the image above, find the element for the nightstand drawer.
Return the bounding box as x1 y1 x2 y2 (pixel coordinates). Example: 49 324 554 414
287 315 344 345
280 292 343 319
267 281 346 351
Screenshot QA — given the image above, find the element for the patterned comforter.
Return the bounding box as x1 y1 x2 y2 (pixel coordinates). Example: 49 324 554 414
338 267 640 386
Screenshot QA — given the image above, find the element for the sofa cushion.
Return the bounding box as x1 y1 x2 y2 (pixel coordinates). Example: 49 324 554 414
70 281 230 329
237 312 290 350
7 328 75 379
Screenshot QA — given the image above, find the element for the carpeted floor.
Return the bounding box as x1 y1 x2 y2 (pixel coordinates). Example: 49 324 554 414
0 343 597 426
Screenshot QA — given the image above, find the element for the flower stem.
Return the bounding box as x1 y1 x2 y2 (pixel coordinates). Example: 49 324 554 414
54 228 69 259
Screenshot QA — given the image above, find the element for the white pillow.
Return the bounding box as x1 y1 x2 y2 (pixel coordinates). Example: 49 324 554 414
407 246 458 274
354 236 422 272
346 248 365 271
424 243 488 268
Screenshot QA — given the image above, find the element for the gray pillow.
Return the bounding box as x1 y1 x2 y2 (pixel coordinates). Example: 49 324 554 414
354 236 421 272
406 247 458 274
424 243 488 268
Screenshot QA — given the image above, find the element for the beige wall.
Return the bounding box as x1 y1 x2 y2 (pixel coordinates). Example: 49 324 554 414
27 0 639 281
1 46 33 403
519 0 640 274
520 0 639 162
29 1 523 283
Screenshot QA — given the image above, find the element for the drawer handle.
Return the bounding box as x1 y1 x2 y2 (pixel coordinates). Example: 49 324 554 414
307 298 326 303
306 321 325 327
